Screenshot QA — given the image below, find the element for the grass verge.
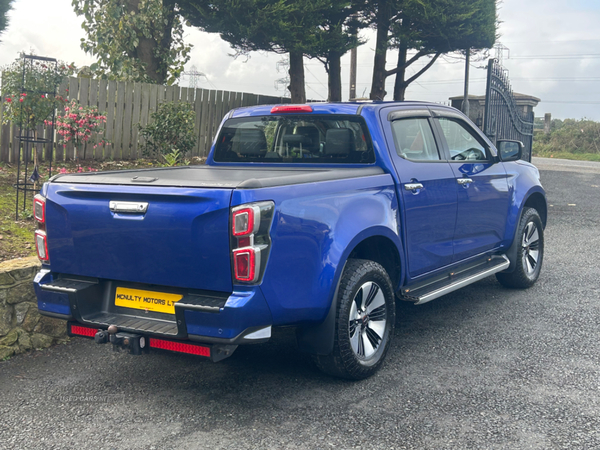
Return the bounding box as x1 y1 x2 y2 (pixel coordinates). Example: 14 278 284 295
532 151 600 162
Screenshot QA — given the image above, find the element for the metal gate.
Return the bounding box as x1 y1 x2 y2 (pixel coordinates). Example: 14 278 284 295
483 59 534 161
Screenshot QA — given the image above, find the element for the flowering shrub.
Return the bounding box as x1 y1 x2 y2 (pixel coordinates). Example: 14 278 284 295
1 57 75 131
51 99 109 159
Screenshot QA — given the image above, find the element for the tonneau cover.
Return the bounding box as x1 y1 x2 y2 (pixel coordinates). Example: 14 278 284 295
51 165 385 189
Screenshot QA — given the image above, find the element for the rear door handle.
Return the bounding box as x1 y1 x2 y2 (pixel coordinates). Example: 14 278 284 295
457 178 473 185
404 183 424 191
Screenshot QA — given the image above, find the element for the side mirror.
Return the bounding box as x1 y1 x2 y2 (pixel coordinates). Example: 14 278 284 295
497 140 523 162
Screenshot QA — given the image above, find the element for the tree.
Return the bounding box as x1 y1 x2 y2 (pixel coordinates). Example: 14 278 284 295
180 0 323 102
72 0 192 85
310 2 366 101
180 0 365 103
368 0 497 100
0 0 13 40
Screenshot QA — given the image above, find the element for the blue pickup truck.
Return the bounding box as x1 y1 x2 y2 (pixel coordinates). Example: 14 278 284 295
32 102 546 379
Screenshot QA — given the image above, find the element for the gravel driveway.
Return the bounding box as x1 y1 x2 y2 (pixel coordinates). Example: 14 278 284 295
1 157 599 450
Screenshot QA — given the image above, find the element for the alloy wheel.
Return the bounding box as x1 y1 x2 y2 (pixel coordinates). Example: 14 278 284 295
348 281 387 360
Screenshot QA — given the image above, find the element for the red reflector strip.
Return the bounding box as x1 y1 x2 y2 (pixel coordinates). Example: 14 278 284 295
270 104 313 114
149 338 211 357
70 325 97 337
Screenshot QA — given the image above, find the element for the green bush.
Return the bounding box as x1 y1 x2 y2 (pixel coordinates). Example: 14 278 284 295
139 101 197 163
533 118 600 156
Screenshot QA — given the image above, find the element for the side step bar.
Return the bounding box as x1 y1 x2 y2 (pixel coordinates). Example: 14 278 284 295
402 255 510 305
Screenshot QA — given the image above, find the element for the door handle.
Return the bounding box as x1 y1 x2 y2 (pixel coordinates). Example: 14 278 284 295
404 183 424 191
109 201 148 213
457 178 473 185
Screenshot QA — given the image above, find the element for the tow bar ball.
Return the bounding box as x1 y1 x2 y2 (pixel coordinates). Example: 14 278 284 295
94 328 146 355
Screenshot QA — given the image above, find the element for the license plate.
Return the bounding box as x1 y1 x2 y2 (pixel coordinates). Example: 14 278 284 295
115 287 182 315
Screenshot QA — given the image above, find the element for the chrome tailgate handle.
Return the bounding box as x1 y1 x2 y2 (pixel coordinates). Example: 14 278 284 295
457 178 474 185
109 201 148 213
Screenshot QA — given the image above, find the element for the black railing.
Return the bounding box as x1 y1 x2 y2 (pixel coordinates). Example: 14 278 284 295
483 59 534 162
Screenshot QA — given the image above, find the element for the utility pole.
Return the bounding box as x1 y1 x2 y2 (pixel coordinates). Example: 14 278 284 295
462 49 470 118
349 47 357 101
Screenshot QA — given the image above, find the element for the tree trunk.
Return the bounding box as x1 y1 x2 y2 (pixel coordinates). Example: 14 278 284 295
137 38 162 84
328 50 342 102
393 42 408 101
288 50 306 103
370 0 390 100
127 0 173 85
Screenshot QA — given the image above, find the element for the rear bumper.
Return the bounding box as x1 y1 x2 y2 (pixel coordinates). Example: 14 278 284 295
33 270 273 345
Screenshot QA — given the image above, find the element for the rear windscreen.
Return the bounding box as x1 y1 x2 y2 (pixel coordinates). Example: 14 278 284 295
213 115 375 164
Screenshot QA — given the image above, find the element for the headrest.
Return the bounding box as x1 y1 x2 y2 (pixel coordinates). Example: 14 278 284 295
235 128 267 155
325 128 355 155
282 134 311 146
295 126 320 152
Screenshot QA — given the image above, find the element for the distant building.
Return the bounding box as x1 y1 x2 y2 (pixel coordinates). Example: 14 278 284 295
449 93 540 128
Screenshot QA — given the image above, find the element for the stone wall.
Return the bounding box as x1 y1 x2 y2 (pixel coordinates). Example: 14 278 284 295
0 257 68 360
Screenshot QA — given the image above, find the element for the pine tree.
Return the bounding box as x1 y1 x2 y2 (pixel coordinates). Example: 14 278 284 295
368 0 497 101
0 0 14 40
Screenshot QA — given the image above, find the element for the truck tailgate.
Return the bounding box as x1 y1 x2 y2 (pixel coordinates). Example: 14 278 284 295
45 183 233 293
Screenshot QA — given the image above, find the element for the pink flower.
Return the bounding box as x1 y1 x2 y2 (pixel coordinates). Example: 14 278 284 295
5 98 11 103
59 168 67 174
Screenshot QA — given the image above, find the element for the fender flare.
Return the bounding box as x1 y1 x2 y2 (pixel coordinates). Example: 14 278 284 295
296 226 403 356
503 188 547 273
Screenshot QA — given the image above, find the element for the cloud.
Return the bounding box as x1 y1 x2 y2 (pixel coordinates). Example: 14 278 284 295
1 0 598 119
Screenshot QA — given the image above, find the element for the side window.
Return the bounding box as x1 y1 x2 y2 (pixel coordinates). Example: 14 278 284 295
437 118 488 161
390 118 441 161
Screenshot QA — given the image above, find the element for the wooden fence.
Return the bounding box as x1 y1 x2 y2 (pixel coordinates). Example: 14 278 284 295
0 77 291 162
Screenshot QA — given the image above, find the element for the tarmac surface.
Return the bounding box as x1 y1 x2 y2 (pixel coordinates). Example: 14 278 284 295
1 157 599 450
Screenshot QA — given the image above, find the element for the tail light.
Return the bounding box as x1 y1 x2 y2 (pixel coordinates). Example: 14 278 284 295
33 193 49 262
232 205 260 236
35 230 49 262
230 201 274 284
233 247 259 282
34 194 46 223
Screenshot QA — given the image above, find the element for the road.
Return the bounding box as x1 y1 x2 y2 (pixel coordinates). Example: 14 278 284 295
1 157 599 450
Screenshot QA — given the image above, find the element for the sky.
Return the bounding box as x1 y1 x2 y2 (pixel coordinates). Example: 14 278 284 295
1 0 599 121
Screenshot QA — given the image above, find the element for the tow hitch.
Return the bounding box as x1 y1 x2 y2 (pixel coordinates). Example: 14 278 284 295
94 325 146 355
68 322 237 361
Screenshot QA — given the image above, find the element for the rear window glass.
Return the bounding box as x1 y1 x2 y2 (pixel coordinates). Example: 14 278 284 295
213 115 375 164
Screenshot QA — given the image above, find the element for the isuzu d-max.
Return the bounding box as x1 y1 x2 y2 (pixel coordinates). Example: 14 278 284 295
32 102 546 379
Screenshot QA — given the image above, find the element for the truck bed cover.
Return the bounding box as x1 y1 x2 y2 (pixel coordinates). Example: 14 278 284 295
51 166 385 189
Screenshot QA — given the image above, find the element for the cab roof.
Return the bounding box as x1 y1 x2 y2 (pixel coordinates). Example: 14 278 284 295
229 101 451 118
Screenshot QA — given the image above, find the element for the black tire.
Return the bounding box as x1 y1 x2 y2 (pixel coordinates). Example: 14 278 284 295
313 259 395 380
496 207 544 289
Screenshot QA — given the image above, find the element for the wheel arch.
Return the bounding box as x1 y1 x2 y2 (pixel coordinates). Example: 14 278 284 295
523 191 547 229
347 235 402 291
296 227 403 356
504 189 547 273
